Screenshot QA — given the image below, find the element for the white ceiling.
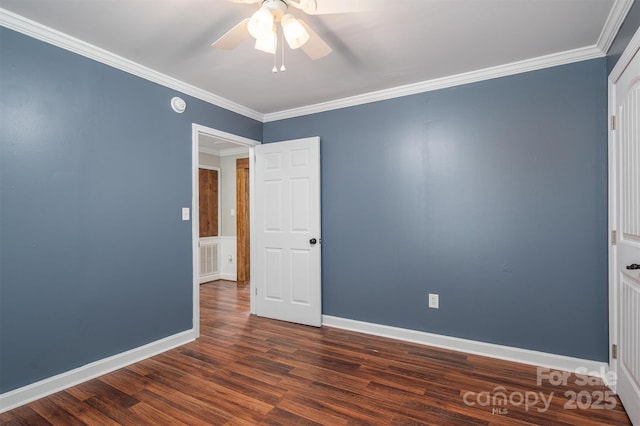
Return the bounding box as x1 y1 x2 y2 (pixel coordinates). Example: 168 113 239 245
0 0 627 117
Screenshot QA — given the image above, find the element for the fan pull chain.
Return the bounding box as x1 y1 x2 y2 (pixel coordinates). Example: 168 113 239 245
280 29 286 72
272 28 278 73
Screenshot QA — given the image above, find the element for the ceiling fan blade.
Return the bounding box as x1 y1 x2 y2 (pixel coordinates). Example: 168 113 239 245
211 18 251 50
287 0 316 13
298 20 332 60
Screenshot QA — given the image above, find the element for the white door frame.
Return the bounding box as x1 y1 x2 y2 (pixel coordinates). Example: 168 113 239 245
191 123 260 337
607 75 618 390
607 26 640 390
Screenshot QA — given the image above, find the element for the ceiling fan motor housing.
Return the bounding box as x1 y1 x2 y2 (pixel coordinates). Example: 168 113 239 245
263 0 288 21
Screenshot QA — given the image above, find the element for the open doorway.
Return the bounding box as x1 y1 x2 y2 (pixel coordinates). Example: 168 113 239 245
198 165 220 283
191 124 260 336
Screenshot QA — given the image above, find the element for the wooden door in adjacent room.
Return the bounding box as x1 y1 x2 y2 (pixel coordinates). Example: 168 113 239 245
199 168 219 237
237 158 250 284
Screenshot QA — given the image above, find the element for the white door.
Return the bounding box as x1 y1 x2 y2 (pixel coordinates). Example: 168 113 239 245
612 48 640 425
252 137 321 326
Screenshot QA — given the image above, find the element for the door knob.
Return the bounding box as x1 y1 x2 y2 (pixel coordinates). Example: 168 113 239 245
626 264 640 270
310 238 317 245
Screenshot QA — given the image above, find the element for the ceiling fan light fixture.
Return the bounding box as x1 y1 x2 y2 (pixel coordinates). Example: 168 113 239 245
255 31 277 54
281 13 309 49
247 6 274 40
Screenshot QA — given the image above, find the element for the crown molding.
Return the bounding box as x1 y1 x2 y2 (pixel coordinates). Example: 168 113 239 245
263 45 604 122
198 146 249 157
198 147 222 157
193 123 260 146
597 0 635 53
264 0 632 122
0 8 264 122
2 0 633 126
609 24 640 82
219 146 250 157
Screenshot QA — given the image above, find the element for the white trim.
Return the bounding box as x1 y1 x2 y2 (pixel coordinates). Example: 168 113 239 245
608 78 619 392
220 273 238 281
193 125 261 148
200 273 221 283
192 124 260 335
199 147 222 157
0 330 195 413
191 126 201 338
264 45 604 122
3 2 634 125
322 316 609 379
219 146 251 157
261 0 631 121
199 146 250 158
609 25 640 83
249 148 256 315
597 0 635 53
219 236 238 281
0 8 262 122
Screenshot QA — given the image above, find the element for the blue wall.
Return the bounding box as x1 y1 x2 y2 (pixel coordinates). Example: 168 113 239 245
607 0 640 74
0 27 261 393
264 59 609 361
2 8 627 393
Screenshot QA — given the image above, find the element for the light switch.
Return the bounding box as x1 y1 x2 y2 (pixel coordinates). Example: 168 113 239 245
231 208 235 217
182 207 190 221
428 293 439 309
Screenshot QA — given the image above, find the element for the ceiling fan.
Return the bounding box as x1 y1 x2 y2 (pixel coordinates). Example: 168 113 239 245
212 0 360 69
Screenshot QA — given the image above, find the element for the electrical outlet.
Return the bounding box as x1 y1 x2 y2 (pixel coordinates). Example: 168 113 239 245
428 293 439 309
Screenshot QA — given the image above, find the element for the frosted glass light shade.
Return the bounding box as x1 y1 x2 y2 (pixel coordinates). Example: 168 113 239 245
248 7 274 40
281 14 309 49
255 32 277 54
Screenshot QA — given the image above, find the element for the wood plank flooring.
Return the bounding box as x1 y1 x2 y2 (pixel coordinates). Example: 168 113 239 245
2 280 632 425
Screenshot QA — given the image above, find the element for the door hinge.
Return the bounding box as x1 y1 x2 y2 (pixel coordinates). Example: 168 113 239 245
255 286 257 296
611 230 617 245
612 344 618 359
611 115 617 131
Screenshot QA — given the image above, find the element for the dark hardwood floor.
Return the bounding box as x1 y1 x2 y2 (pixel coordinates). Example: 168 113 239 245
2 280 632 425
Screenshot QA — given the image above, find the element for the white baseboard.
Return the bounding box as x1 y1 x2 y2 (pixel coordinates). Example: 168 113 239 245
200 273 221 283
0 329 196 413
200 273 237 283
1 317 609 414
220 273 237 281
219 237 237 279
322 315 609 379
